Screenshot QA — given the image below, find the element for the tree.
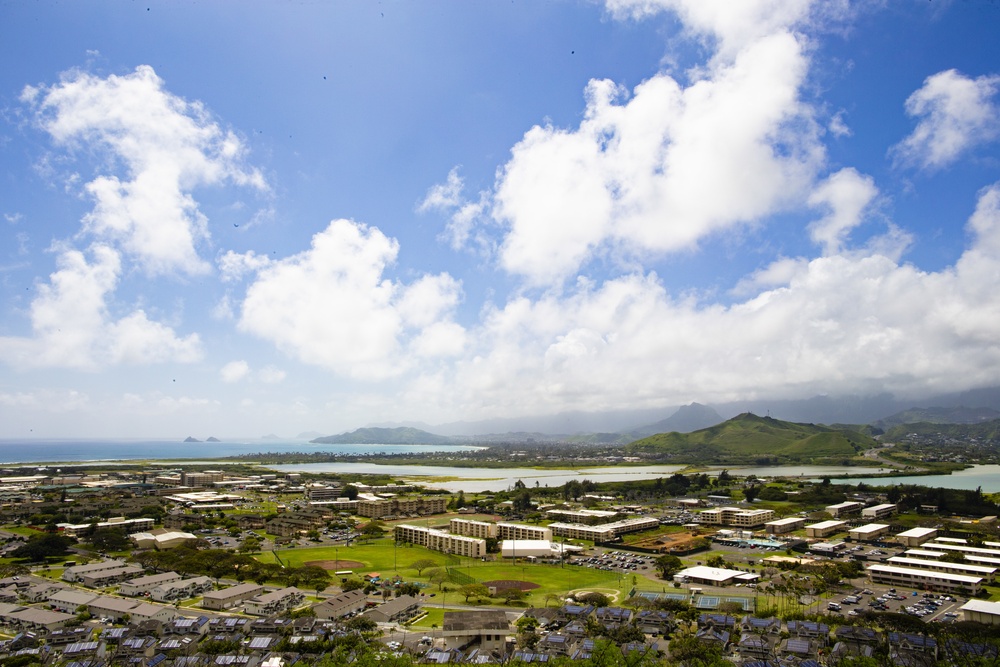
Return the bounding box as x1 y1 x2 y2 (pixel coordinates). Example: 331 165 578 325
427 569 448 591
502 588 527 605
706 554 726 569
410 559 437 577
655 554 683 579
459 583 490 603
239 536 262 554
12 533 74 561
743 485 760 503
360 521 385 540
341 578 366 592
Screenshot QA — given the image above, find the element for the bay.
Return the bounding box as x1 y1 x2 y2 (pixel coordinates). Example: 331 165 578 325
268 462 886 493
820 464 1000 492
0 439 479 465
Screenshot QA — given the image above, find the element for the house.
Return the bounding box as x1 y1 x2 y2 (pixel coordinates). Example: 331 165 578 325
594 607 631 630
200 583 265 611
635 610 673 636
128 602 178 624
47 589 99 613
243 587 304 616
80 565 144 587
362 595 421 624
311 589 367 620
149 576 212 602
441 610 510 653
62 559 127 582
88 595 141 621
164 616 210 637
120 572 183 597
4 607 75 633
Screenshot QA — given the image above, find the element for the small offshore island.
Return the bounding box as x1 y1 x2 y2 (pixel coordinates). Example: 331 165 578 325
0 410 999 666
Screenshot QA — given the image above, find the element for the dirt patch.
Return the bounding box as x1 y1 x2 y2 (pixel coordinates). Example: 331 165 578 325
629 530 702 553
481 579 540 592
304 560 366 570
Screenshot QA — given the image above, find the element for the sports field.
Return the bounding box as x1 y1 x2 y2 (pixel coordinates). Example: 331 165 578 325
255 539 632 607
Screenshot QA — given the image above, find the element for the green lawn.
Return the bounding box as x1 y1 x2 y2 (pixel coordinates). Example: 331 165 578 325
256 539 630 607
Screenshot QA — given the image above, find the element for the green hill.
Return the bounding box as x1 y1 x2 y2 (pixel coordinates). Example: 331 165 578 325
311 427 452 445
624 412 874 464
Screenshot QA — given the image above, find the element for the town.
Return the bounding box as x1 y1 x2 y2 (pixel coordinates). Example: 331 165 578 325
0 463 997 666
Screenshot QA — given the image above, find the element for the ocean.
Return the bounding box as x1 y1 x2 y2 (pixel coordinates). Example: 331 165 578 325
0 439 479 465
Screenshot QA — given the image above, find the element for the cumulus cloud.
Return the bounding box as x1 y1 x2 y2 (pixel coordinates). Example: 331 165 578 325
418 168 489 252
257 365 287 384
220 360 251 383
892 69 1000 170
422 183 1000 416
23 65 267 276
807 168 878 254
488 13 822 285
232 219 465 379
0 245 201 369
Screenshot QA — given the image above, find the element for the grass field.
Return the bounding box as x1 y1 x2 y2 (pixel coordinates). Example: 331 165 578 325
256 539 632 607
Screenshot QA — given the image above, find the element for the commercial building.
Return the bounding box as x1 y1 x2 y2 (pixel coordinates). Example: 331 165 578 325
548 517 659 542
130 530 198 550
673 566 759 587
861 503 897 520
500 540 555 559
848 524 891 542
765 517 805 534
825 502 864 518
200 583 265 610
805 520 846 539
303 484 343 501
181 470 225 487
866 564 983 595
697 507 776 528
394 524 486 558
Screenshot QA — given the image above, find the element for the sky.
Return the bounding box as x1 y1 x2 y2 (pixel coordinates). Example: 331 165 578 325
2 0 1000 439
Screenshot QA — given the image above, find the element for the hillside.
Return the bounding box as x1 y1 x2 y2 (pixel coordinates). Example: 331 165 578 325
624 413 875 464
873 406 1000 430
311 427 453 445
882 419 1000 442
629 402 724 437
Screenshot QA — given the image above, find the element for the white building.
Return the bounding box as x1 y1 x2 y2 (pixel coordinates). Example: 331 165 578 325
244 587 305 616
698 507 775 528
884 557 996 583
500 540 553 559
825 501 864 518
959 599 1000 625
394 524 486 558
673 566 759 587
765 517 805 534
806 520 846 538
861 503 897 520
866 564 983 595
848 523 890 542
896 527 937 547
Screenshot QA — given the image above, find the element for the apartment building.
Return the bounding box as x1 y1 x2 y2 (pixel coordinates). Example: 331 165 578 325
394 524 486 558
498 522 553 541
201 583 265 611
357 496 448 519
449 518 498 539
244 587 305 616
825 501 865 518
698 507 776 528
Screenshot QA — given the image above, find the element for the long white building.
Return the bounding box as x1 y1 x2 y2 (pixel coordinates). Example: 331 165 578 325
394 524 486 558
867 564 983 595
698 507 775 528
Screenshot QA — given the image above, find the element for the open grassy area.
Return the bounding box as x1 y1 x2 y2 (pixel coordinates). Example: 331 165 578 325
257 539 632 607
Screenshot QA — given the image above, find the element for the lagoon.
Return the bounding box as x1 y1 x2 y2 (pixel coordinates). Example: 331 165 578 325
821 464 1000 492
268 462 886 493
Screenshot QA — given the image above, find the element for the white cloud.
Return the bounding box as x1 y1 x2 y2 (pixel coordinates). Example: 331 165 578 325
257 365 286 384
807 168 878 254
221 360 251 383
414 183 1000 417
24 65 267 276
0 245 201 369
235 219 465 379
892 69 1000 170
419 168 489 252
490 22 822 285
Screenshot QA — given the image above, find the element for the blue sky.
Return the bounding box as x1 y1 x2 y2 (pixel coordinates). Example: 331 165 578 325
2 1 1000 439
